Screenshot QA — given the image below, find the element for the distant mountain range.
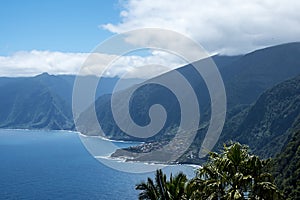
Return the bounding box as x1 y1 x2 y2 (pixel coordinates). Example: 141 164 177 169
0 73 142 130
1 42 300 165
0 73 74 129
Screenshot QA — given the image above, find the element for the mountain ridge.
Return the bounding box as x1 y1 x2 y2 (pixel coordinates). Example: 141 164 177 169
1 42 300 165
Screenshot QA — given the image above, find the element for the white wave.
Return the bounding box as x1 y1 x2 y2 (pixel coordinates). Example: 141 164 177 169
77 132 144 144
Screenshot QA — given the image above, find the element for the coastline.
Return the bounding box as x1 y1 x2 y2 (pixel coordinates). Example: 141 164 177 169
0 128 201 168
77 131 145 144
0 128 79 134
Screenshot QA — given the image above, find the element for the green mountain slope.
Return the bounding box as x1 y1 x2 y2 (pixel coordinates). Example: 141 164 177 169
86 43 300 164
79 43 300 141
273 120 300 199
0 75 74 130
233 74 300 158
110 74 300 165
0 73 143 130
177 75 300 163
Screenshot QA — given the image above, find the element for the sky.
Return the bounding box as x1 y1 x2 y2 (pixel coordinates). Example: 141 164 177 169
0 0 299 77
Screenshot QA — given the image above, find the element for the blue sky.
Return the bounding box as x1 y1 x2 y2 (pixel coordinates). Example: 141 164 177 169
0 0 119 55
0 0 299 77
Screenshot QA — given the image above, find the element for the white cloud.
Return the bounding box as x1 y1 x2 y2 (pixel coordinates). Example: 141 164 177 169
103 0 300 55
0 50 185 78
3 1 298 77
0 50 87 77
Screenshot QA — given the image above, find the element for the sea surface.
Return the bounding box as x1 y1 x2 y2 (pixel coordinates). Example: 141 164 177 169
0 129 196 200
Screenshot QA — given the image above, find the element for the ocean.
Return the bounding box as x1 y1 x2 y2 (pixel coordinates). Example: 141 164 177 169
0 129 196 200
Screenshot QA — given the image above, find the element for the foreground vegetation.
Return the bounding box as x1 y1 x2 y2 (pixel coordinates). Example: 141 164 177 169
136 142 283 200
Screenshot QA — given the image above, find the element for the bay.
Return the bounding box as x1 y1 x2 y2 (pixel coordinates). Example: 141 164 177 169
0 129 196 200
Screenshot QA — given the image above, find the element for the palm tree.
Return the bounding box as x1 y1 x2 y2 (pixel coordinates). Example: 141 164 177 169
136 177 160 200
136 169 188 200
136 142 283 200
167 172 188 199
184 178 204 200
246 155 282 199
192 142 283 200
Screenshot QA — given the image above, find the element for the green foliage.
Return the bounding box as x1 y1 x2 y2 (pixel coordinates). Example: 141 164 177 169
136 143 283 200
192 143 282 200
233 75 300 158
273 129 300 199
135 169 188 200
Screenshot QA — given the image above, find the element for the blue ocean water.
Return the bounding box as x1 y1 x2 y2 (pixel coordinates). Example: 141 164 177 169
0 129 196 200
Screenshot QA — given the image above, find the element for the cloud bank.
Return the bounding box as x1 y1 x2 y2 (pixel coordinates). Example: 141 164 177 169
0 50 185 78
0 50 87 77
103 0 300 55
1 1 299 77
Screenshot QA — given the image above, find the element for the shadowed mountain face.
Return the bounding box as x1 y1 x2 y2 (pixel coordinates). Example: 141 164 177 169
223 42 300 107
78 43 300 140
110 74 300 163
0 73 141 130
0 74 74 130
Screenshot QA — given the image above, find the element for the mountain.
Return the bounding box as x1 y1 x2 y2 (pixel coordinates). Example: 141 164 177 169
1 42 300 163
0 73 142 130
76 42 300 163
220 74 300 157
182 73 300 163
0 73 74 130
112 74 300 163
78 43 300 138
223 42 300 107
59 75 143 106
